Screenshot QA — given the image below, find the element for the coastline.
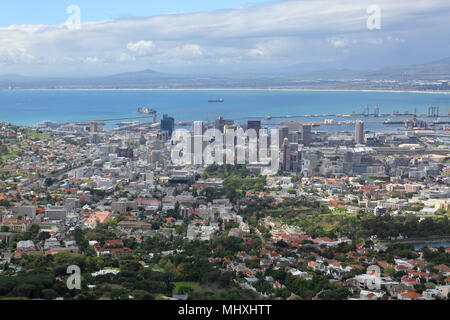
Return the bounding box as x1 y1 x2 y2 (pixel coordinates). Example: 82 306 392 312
2 88 450 94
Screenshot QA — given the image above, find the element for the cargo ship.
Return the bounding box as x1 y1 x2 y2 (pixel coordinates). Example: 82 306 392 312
138 107 156 114
208 99 224 103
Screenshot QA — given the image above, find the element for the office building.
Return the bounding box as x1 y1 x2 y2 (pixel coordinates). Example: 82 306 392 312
278 126 289 148
302 124 312 145
247 120 262 135
161 114 175 137
355 121 365 144
215 117 234 133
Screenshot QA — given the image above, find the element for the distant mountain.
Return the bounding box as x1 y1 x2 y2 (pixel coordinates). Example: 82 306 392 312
281 58 450 81
362 59 450 80
430 57 450 65
105 69 177 80
0 58 449 89
0 73 28 80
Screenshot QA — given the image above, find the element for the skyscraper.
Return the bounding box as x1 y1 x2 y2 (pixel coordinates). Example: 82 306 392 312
193 121 205 135
302 124 312 145
193 121 205 165
215 116 234 133
161 114 175 137
282 138 289 171
247 120 262 136
355 120 365 144
285 121 299 143
277 126 289 148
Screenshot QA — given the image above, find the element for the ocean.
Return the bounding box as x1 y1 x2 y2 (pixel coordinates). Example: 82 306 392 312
0 89 449 130
413 241 450 250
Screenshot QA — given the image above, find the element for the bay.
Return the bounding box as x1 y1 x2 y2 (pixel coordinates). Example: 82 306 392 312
0 89 448 129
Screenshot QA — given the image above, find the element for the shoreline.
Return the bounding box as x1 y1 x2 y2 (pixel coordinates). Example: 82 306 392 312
1 88 450 94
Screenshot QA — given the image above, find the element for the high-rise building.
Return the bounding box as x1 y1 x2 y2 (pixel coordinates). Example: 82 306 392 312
302 124 312 145
193 121 205 135
90 121 99 133
277 126 289 148
282 138 289 171
285 121 299 143
161 114 175 137
247 120 262 136
285 121 299 133
215 116 234 133
355 120 365 144
192 121 205 165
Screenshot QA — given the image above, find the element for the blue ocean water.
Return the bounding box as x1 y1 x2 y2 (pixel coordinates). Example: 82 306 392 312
413 241 450 250
0 89 448 127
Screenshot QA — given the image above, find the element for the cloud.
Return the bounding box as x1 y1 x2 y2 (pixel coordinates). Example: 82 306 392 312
177 44 203 57
126 40 156 56
0 46 36 64
0 0 449 75
83 57 101 64
328 38 351 48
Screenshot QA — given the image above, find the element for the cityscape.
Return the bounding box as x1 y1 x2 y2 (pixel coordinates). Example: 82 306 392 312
1 102 449 302
0 0 449 312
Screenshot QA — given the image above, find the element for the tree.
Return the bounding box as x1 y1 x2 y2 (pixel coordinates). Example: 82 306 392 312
110 288 130 300
38 231 51 241
11 284 35 298
177 286 194 295
41 288 58 300
44 178 55 187
54 252 86 275
131 290 153 300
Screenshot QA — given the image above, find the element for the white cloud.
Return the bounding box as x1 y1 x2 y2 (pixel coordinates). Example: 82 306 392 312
364 38 383 45
126 40 156 56
0 46 36 64
177 44 203 57
83 57 101 64
328 38 351 48
0 0 449 75
248 48 265 57
387 35 405 43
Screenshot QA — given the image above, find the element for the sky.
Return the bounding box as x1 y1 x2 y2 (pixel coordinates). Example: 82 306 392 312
0 1 272 25
0 0 449 77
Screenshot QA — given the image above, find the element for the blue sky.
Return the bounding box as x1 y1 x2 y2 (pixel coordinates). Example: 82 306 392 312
0 0 449 77
0 0 272 25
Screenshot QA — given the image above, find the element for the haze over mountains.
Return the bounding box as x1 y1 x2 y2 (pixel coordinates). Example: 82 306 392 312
0 58 449 90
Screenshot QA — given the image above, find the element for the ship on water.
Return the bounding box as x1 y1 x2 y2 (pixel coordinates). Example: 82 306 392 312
384 118 404 125
208 99 224 103
138 107 156 114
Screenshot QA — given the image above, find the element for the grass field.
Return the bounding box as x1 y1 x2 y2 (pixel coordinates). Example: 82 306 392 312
24 129 53 141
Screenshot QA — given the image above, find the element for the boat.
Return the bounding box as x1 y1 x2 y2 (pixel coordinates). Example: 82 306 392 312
384 118 404 125
208 99 224 103
138 107 156 114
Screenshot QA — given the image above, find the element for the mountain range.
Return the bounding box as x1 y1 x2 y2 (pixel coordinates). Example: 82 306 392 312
1 58 449 90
